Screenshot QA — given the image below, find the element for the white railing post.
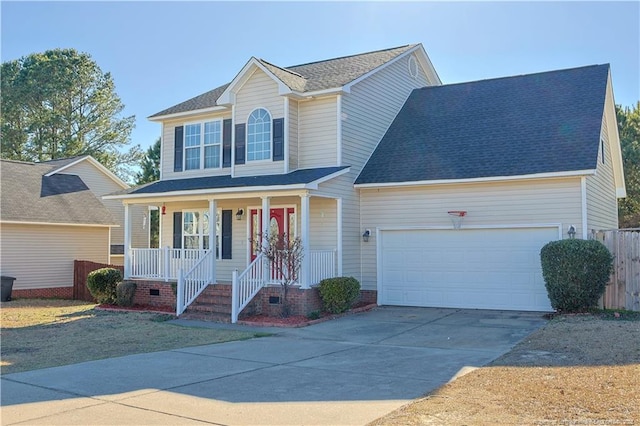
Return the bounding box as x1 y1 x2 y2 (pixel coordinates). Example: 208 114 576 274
300 194 310 289
176 269 184 316
164 246 170 281
231 269 239 323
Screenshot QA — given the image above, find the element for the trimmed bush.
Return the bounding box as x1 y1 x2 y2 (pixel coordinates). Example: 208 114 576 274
86 268 122 304
318 277 361 314
540 239 613 312
116 281 137 307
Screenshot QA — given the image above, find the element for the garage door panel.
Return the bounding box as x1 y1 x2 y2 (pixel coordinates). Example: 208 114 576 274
380 228 556 312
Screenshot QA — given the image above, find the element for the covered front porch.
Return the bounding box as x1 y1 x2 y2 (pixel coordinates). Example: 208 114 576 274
120 191 342 321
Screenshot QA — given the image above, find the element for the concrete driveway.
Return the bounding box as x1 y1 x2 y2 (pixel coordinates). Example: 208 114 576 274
1 307 547 425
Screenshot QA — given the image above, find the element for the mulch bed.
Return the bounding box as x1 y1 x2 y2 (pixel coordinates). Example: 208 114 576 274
238 303 378 327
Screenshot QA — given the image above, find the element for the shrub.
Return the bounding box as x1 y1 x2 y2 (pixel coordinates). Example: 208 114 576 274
116 281 137 307
540 239 613 312
86 268 122 304
318 277 361 314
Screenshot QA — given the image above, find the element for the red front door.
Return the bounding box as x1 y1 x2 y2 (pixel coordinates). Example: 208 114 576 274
250 207 295 261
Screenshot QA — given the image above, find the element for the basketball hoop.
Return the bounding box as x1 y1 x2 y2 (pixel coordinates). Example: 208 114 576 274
448 211 467 230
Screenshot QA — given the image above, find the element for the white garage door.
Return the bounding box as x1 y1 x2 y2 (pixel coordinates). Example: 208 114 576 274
379 227 558 311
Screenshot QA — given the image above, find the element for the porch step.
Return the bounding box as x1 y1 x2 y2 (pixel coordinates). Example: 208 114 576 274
179 283 233 323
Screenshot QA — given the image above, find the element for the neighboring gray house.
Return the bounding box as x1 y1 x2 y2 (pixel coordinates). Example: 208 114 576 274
0 156 147 298
105 44 625 319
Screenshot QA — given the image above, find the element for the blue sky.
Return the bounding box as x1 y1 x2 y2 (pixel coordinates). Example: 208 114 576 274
2 1 639 153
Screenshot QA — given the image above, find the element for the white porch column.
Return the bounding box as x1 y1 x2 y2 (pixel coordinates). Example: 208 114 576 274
123 203 131 279
261 196 270 281
336 198 343 276
209 199 217 283
300 193 311 289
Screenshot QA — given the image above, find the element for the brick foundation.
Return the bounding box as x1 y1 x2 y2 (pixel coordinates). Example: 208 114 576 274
246 285 324 318
241 287 378 318
130 280 177 309
10 287 74 300
359 290 378 305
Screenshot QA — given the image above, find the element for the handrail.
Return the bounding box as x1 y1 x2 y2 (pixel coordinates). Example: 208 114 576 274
176 249 215 316
231 253 266 323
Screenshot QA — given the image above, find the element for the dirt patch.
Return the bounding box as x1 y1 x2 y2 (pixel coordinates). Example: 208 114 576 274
370 314 640 425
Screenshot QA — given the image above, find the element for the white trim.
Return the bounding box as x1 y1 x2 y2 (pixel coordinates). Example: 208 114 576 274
604 70 626 198
336 94 342 166
0 220 115 228
290 87 345 99
182 118 224 171
336 197 343 276
342 44 441 92
246 107 273 162
231 104 236 178
217 58 292 105
104 167 350 201
376 223 563 235
124 204 131 279
209 199 217 282
148 106 228 122
355 169 596 189
45 155 129 189
581 176 588 239
300 193 311 289
283 97 289 173
159 125 164 181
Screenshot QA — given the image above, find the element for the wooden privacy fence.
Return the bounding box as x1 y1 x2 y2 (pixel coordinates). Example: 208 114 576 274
73 260 125 302
593 230 640 311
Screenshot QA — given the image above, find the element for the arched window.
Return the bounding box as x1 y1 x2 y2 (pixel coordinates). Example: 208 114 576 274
247 108 271 161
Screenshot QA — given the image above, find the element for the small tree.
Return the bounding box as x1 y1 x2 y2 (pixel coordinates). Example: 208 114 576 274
254 233 304 318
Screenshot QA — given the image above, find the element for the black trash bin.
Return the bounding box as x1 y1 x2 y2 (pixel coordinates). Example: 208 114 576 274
1 276 16 302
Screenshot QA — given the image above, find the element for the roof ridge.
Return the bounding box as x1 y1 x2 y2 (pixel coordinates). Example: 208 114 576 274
419 64 609 91
0 158 36 165
40 155 88 164
287 44 416 69
258 59 305 79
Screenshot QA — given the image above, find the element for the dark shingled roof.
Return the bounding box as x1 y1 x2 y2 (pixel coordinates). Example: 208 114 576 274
117 166 349 196
355 64 610 185
150 45 417 118
1 159 117 225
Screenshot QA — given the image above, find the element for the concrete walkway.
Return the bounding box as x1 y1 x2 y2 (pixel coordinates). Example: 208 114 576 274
1 307 547 425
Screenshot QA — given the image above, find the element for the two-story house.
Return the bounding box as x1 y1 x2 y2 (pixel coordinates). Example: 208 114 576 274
106 44 625 321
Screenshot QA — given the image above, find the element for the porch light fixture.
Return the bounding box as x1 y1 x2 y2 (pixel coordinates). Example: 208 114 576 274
568 225 576 239
236 208 244 221
362 229 371 243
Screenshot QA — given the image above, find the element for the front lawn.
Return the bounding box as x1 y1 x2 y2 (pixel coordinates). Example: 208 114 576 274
0 299 261 374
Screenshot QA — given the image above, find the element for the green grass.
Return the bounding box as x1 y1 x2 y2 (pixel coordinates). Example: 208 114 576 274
0 299 262 374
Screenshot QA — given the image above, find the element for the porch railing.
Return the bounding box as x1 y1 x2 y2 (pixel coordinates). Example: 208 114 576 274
231 249 337 323
130 248 205 281
309 250 336 284
231 253 266 323
176 249 215 316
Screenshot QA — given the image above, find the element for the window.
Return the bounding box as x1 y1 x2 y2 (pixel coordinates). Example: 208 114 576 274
182 210 228 259
247 108 271 161
184 120 222 170
601 138 605 164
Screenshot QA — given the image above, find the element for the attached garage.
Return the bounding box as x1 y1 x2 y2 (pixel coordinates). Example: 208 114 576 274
378 226 559 312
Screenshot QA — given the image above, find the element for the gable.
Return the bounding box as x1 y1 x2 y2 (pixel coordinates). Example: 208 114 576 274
356 64 611 186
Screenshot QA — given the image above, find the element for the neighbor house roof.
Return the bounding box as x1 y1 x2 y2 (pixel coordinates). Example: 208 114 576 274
355 64 611 186
104 166 349 200
0 159 117 226
150 44 419 118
